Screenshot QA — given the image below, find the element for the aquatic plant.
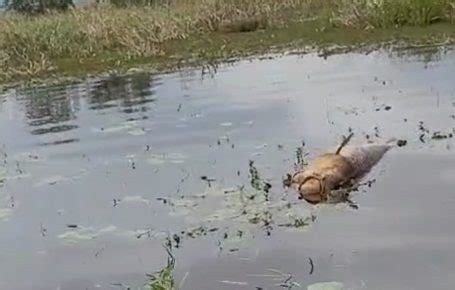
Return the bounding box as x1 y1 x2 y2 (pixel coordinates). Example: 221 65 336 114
147 244 176 290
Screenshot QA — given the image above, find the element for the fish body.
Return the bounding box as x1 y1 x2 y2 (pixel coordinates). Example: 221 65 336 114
291 137 395 203
339 141 395 179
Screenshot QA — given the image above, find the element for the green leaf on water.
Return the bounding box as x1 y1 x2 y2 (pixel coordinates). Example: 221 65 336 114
307 282 345 290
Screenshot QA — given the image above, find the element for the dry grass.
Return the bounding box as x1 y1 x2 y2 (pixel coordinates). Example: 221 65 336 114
0 0 308 80
333 0 455 28
0 0 454 83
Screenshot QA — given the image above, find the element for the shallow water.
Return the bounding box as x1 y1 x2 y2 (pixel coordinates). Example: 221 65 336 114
0 47 454 290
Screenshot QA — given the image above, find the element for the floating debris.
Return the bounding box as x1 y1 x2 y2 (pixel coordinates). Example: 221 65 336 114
201 175 216 187
397 139 408 147
432 131 453 140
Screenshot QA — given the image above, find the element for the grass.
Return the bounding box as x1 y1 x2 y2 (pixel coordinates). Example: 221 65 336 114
147 245 176 290
0 0 454 85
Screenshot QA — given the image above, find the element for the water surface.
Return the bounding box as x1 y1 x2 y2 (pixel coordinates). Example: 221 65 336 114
0 47 454 290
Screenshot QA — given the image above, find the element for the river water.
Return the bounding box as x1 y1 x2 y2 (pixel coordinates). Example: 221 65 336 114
0 47 454 290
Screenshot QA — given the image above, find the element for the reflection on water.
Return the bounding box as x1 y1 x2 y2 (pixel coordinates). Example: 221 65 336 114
87 73 157 112
30 124 79 135
22 86 79 127
11 46 452 144
14 72 158 147
0 47 454 290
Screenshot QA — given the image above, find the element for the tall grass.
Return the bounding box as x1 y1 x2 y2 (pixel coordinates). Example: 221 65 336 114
0 0 454 83
335 0 454 28
0 0 308 80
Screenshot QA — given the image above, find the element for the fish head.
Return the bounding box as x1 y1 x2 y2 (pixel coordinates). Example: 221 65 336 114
292 173 327 204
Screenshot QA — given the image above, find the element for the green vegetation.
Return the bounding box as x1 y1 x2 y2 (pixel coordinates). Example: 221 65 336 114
0 0 454 85
147 245 176 290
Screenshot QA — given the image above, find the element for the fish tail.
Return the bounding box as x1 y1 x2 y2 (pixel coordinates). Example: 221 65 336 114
385 137 397 146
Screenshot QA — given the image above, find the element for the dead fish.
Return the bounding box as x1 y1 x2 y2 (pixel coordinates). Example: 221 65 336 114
291 133 395 204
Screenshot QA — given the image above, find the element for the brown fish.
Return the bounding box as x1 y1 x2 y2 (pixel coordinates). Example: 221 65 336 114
291 134 395 204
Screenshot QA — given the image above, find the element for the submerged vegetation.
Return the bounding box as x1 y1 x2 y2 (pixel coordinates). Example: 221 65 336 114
0 0 454 84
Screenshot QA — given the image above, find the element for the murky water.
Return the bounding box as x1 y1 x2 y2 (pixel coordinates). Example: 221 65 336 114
0 47 454 290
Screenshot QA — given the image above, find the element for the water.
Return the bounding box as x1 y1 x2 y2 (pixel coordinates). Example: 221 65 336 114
0 47 454 290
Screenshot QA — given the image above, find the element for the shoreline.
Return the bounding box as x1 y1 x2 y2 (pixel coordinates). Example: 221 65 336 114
1 4 454 88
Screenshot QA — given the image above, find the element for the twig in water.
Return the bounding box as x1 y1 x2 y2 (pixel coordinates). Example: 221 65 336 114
308 257 314 275
136 228 154 239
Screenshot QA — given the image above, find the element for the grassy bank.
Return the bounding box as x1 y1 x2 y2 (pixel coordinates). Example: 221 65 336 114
1 0 454 85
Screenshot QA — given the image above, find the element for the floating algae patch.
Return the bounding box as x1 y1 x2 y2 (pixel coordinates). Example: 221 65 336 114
146 154 167 166
166 184 314 243
145 152 187 166
12 152 42 163
0 208 14 221
92 120 148 136
120 195 152 205
33 169 88 187
168 199 199 218
58 226 97 244
33 175 69 187
307 282 345 290
57 225 141 245
127 128 147 136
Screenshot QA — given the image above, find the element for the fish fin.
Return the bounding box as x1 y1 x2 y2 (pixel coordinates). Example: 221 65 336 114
336 133 354 154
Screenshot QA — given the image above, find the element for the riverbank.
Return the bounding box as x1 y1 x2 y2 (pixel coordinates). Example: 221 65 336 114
1 0 454 86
